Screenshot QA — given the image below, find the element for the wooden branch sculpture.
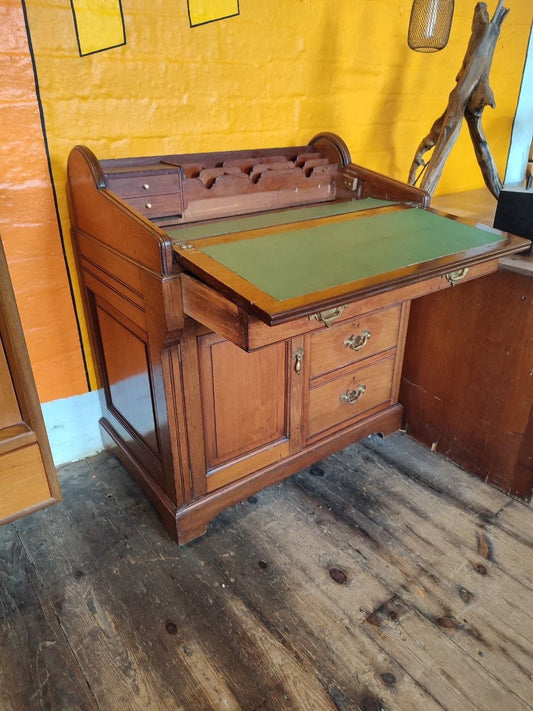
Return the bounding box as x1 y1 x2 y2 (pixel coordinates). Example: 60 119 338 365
408 1 509 198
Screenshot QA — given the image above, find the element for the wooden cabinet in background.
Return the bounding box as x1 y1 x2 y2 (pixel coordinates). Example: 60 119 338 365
401 189 532 500
0 239 60 524
401 266 532 500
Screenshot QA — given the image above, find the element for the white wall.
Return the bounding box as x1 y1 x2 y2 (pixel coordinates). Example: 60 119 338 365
42 391 103 465
506 22 533 184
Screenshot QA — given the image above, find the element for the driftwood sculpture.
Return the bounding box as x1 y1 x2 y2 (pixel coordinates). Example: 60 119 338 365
408 1 509 198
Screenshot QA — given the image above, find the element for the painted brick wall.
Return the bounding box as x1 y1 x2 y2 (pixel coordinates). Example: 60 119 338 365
25 0 531 189
0 0 87 402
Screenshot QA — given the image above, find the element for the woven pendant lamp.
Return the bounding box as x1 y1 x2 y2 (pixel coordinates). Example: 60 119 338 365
408 0 455 52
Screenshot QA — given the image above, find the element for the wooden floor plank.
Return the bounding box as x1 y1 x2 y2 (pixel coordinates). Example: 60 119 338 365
0 524 41 618
87 453 442 710
188 496 446 710
44 543 232 711
364 433 510 515
122 532 342 710
287 478 531 708
291 441 533 626
17 506 245 708
0 526 98 711
11 458 139 591
18 466 339 709
362 595 527 711
494 500 533 546
2 433 532 711
485 502 533 588
284 449 533 707
89 459 342 708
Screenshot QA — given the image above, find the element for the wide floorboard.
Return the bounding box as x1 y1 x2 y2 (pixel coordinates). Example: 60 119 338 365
1 433 532 710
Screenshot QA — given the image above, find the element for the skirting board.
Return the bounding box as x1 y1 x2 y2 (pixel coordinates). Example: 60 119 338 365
41 390 103 466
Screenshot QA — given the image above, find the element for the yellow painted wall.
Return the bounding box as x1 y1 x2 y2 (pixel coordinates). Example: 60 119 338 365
10 0 533 398
25 1 531 187
0 0 87 402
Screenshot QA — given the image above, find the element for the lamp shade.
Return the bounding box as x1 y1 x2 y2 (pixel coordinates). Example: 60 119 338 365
408 0 454 52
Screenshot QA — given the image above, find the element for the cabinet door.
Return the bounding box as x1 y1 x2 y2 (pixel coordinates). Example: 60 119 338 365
197 333 302 493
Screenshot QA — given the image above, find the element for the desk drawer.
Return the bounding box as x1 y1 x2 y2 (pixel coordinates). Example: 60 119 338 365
126 193 183 218
108 172 182 198
309 305 401 379
108 171 183 218
307 356 395 440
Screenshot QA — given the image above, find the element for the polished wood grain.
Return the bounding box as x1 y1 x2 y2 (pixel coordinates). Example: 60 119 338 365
402 268 533 499
0 239 60 526
0 423 35 455
198 335 288 468
308 304 401 379
402 189 533 500
0 337 20 429
0 444 53 521
307 356 396 441
175 206 526 327
68 146 174 276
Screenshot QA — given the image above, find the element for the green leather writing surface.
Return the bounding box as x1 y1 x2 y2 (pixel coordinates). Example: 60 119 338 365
168 198 393 241
200 209 503 301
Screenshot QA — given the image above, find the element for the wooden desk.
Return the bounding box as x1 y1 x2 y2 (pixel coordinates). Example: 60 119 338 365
401 189 533 500
67 138 529 543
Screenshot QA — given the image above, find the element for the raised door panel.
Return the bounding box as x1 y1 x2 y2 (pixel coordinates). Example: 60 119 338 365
97 303 159 455
198 334 296 492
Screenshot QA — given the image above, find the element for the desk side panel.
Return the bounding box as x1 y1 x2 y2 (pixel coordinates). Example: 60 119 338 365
68 152 189 507
401 269 533 499
67 146 174 275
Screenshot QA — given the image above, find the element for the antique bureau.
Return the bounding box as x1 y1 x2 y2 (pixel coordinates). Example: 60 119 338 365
67 133 528 544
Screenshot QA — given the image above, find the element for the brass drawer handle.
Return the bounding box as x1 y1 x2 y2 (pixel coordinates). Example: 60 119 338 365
310 305 346 327
344 329 371 351
444 267 469 285
293 347 304 376
340 384 366 404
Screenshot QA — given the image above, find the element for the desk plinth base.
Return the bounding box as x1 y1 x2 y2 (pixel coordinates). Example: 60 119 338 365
100 405 403 545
